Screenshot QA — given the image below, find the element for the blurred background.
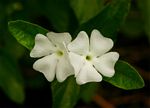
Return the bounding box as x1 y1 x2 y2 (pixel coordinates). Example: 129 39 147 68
0 0 149 108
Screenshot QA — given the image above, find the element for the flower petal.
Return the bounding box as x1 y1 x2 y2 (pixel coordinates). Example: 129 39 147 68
69 52 85 76
56 55 74 82
47 32 72 46
30 34 55 58
90 29 113 56
68 31 89 55
76 62 102 85
33 54 58 82
55 42 74 82
93 52 119 77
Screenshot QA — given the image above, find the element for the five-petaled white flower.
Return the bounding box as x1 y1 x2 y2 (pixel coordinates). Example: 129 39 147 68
68 29 119 85
30 32 74 82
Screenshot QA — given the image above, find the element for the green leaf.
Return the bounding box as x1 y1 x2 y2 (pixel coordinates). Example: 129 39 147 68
51 76 80 108
75 0 130 39
0 50 25 104
104 60 145 90
137 0 150 42
80 83 98 103
120 12 143 38
8 20 48 50
42 0 78 33
70 0 105 24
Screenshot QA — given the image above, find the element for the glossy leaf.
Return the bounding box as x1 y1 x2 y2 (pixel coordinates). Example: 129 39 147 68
76 0 130 39
104 60 145 90
0 50 25 104
8 20 48 50
51 76 80 108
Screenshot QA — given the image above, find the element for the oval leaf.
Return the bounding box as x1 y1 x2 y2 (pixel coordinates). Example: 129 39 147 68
8 20 48 50
104 60 145 90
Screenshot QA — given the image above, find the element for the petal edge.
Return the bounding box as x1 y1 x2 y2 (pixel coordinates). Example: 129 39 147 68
68 31 89 55
93 52 119 77
33 54 58 81
90 29 113 56
30 34 55 58
76 62 102 85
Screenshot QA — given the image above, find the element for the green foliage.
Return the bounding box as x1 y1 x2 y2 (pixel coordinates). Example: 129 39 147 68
76 0 130 39
137 0 150 41
80 83 98 103
51 77 80 108
70 0 105 24
8 20 48 50
0 50 25 104
104 60 145 90
46 0 78 33
121 13 144 38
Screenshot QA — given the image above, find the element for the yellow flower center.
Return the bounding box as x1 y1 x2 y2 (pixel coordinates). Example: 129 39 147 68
86 55 92 61
56 50 63 56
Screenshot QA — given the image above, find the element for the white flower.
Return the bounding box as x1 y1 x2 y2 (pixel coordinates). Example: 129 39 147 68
30 32 74 82
68 29 119 85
